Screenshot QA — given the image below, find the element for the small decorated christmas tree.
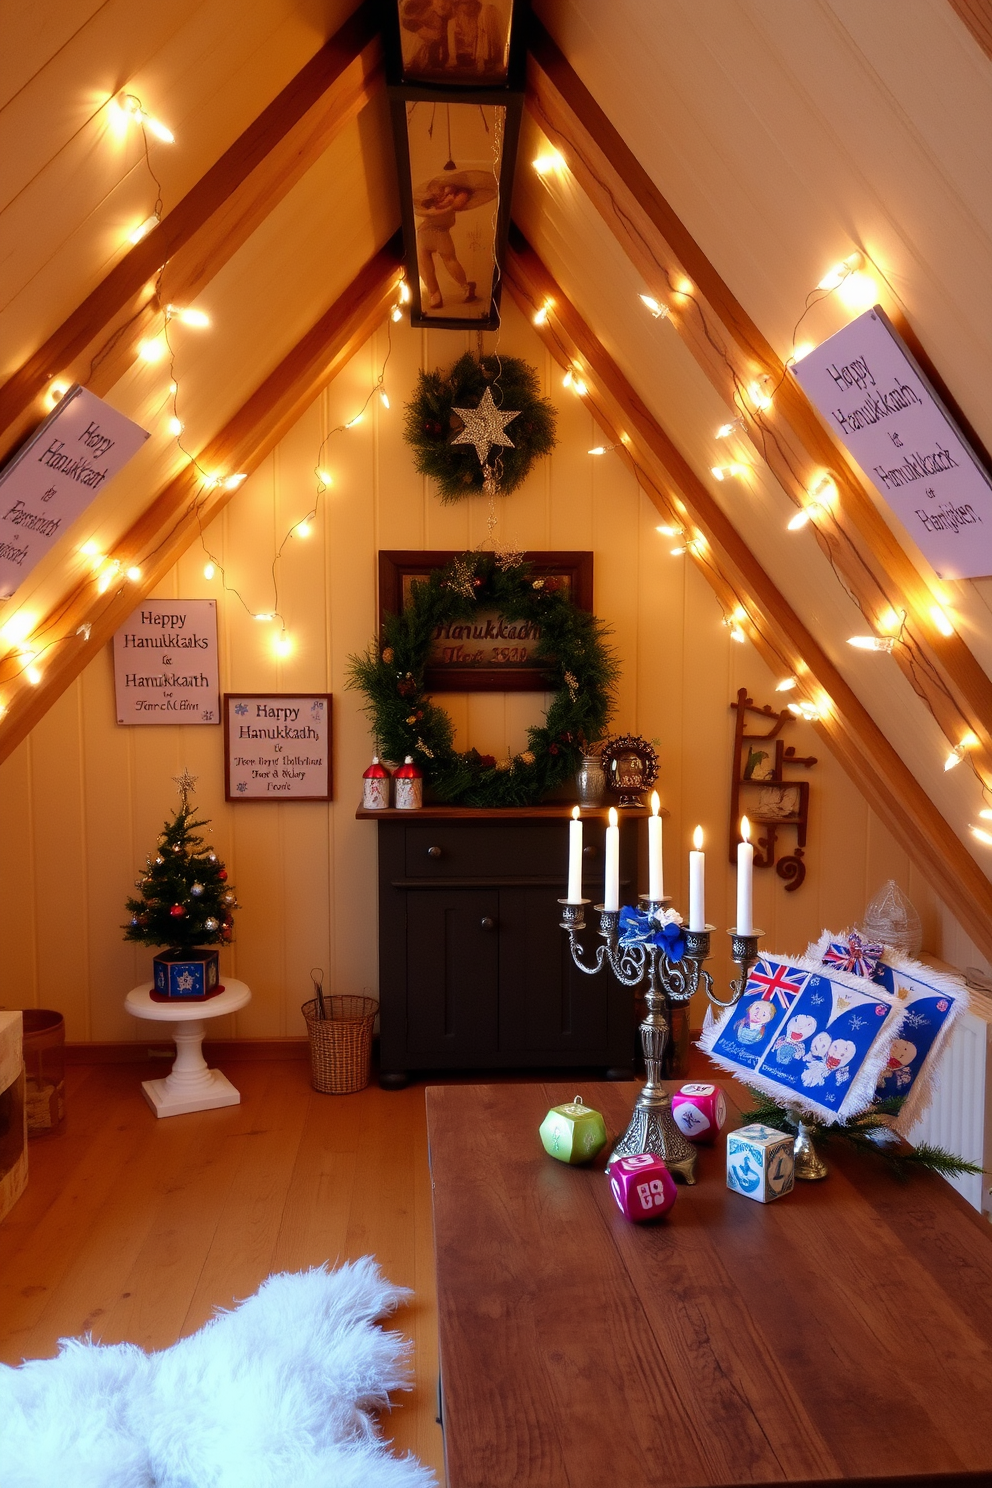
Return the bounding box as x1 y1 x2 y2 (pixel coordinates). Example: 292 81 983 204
123 772 236 953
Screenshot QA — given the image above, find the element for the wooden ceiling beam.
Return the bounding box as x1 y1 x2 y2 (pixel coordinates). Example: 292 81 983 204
0 0 383 466
505 232 992 961
0 238 404 763
947 0 992 62
525 19 992 781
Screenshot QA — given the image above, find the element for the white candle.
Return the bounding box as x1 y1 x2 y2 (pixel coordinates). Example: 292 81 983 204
604 807 620 912
567 806 583 903
736 816 754 933
647 791 663 901
689 825 705 931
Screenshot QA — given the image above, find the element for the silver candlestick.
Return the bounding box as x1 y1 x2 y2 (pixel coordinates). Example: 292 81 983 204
559 895 762 1183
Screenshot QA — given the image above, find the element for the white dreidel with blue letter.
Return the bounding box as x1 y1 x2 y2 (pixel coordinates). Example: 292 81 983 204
726 1123 795 1202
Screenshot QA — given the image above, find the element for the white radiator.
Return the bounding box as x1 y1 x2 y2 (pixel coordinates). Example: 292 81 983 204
906 987 992 1216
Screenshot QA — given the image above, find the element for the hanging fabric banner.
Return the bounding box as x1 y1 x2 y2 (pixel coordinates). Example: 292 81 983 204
792 306 992 580
0 385 149 599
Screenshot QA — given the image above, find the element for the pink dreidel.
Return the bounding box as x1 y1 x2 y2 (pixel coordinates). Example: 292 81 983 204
671 1082 727 1145
609 1153 678 1223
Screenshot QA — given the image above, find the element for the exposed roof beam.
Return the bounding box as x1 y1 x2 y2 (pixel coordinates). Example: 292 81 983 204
505 231 992 962
0 0 383 466
0 238 404 763
525 18 992 784
948 0 992 61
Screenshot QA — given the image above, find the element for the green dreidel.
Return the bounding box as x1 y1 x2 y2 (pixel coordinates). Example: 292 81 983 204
539 1096 608 1164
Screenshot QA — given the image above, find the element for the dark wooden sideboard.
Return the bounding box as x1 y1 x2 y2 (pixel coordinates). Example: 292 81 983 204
357 806 644 1086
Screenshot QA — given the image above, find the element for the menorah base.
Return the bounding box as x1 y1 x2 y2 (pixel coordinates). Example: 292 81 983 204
608 1096 698 1184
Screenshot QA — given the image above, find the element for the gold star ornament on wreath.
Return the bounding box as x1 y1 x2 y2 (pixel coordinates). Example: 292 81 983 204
403 353 557 503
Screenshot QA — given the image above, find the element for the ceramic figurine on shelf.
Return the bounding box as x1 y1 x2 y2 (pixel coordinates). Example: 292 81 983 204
362 756 391 810
671 1082 727 1144
539 1096 608 1164
609 1153 678 1222
393 756 423 810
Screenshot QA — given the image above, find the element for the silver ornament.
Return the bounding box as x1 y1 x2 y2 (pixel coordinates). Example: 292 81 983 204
207 852 217 862
450 386 520 466
223 892 235 904
154 855 164 866
190 882 204 897
204 917 219 932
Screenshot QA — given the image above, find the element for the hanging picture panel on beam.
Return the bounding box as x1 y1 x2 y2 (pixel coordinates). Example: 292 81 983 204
384 0 527 330
792 307 992 580
407 101 503 324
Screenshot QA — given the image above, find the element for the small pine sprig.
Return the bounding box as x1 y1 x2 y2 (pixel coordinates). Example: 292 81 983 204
739 1087 984 1182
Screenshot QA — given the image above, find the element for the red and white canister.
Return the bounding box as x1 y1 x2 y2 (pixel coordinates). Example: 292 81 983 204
362 756 390 810
394 755 423 810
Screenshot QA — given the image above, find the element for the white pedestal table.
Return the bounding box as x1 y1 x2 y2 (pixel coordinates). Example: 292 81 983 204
125 979 251 1117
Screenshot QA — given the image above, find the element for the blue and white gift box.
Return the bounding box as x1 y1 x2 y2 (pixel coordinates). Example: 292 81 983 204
152 948 220 999
726 1123 795 1203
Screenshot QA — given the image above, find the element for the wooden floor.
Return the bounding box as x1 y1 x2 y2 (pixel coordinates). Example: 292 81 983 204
0 1058 445 1484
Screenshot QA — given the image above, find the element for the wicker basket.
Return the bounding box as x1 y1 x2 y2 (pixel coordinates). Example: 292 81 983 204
302 995 378 1094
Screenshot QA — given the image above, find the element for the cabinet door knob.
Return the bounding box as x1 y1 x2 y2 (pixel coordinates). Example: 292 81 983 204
480 916 495 930
426 845 442 858
582 844 599 859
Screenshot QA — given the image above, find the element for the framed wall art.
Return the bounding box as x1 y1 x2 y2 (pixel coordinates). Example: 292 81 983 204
377 549 593 691
223 694 332 802
381 0 530 329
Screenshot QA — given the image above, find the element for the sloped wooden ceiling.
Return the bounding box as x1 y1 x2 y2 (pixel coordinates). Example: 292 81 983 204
2 0 991 948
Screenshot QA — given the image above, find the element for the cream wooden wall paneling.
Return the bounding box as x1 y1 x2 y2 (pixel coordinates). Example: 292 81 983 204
3 303 991 1043
512 151 992 876
0 0 355 365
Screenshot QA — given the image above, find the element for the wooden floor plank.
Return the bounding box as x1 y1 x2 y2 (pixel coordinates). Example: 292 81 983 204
0 1060 445 1486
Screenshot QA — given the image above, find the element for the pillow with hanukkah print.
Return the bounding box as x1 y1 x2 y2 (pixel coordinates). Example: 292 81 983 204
869 952 967 1132
702 957 809 1074
701 952 906 1124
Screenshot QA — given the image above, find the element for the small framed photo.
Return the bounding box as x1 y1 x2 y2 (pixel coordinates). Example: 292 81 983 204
223 694 332 802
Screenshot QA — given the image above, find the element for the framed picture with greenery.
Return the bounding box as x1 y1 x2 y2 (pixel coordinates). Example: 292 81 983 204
377 550 593 692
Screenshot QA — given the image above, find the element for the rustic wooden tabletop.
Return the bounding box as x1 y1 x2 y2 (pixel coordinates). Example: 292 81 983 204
427 1079 992 1488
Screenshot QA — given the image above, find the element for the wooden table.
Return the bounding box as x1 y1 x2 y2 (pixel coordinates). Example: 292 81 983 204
427 1081 992 1488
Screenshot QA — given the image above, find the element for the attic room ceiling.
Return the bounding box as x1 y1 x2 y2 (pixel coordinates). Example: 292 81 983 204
1 0 991 940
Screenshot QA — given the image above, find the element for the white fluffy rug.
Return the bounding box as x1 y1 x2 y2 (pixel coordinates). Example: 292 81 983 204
0 1257 436 1488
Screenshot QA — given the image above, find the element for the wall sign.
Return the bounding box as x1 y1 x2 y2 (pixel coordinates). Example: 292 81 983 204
792 306 992 579
113 599 219 725
223 694 332 801
378 549 593 691
0 385 149 599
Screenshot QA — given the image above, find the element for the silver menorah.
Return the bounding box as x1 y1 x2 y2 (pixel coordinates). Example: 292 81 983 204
559 894 762 1184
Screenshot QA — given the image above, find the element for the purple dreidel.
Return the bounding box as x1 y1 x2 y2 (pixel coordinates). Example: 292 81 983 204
609 1153 678 1223
671 1082 728 1145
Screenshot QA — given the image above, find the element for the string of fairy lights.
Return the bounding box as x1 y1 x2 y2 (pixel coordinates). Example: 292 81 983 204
0 87 409 707
530 146 992 847
3 99 990 851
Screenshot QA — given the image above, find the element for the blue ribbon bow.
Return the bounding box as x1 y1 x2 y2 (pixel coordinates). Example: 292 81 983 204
617 906 686 962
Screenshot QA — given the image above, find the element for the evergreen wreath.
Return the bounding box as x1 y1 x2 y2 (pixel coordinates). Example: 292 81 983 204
403 353 557 502
348 551 619 808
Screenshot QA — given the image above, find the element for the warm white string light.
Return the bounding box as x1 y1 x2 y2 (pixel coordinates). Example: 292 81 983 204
532 149 565 175
639 294 670 320
711 463 749 481
775 677 798 692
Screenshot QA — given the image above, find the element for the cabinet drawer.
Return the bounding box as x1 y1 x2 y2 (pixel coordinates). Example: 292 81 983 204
403 823 566 879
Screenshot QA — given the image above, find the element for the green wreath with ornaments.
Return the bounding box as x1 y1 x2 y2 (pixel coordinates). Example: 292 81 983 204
348 552 619 808
403 353 557 502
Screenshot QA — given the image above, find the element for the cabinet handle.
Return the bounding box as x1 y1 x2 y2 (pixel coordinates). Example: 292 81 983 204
582 844 599 859
426 845 442 858
480 916 496 930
